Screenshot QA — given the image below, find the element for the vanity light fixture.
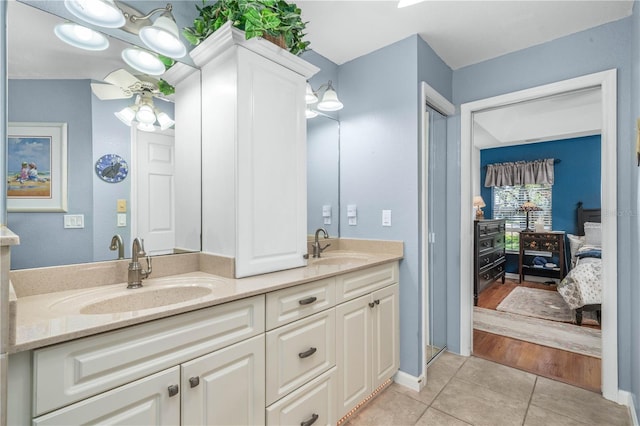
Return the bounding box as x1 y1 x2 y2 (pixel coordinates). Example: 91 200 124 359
63 0 186 59
54 22 110 51
306 80 344 115
121 47 165 76
305 109 318 119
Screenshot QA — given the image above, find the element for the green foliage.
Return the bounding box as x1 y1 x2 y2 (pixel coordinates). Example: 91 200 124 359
183 0 310 55
158 79 175 96
157 54 176 70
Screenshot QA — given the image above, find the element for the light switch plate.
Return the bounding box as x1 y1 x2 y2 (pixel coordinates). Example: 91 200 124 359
117 213 127 227
117 199 127 212
382 210 392 226
63 214 84 229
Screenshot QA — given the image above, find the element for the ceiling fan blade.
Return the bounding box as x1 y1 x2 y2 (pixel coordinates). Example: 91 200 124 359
103 68 140 89
91 83 133 100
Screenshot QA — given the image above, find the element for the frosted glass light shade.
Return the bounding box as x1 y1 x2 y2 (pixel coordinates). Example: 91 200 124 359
317 88 343 111
64 0 125 28
136 104 156 124
156 112 175 130
305 109 318 119
139 13 186 59
122 48 165 76
54 23 109 51
114 106 136 126
137 122 156 132
305 83 318 104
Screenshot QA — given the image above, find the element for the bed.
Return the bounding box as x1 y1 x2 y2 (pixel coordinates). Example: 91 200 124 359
557 202 602 325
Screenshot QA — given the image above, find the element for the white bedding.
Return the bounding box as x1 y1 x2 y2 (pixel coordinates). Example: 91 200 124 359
557 253 602 310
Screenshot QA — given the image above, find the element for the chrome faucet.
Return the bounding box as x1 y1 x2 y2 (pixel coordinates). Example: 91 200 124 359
127 238 152 289
109 234 125 259
312 228 330 258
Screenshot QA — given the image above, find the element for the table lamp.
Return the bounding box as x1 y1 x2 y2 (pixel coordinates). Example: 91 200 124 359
473 196 486 220
518 200 542 231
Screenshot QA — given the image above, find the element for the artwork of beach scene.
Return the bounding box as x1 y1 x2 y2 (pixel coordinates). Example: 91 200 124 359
7 135 52 198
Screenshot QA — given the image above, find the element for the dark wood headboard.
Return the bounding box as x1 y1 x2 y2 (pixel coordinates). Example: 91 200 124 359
577 201 601 236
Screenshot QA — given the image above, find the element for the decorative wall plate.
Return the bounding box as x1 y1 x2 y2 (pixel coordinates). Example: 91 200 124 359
95 154 128 183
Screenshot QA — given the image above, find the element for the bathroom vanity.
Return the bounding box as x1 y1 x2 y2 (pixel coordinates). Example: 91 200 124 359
6 242 401 425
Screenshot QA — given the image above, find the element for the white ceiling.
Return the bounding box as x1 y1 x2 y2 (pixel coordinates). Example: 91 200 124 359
299 0 633 68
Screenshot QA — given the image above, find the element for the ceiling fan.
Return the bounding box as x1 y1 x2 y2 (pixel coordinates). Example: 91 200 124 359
90 68 169 101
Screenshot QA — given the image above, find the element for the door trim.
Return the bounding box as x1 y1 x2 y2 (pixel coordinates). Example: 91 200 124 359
459 69 618 401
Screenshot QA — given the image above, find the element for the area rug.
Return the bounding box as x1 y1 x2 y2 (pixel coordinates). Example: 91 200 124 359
497 286 576 323
474 307 601 358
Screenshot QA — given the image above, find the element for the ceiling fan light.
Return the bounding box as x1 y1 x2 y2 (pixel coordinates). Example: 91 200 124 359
64 0 125 28
305 83 318 104
156 112 175 130
114 106 136 126
305 109 318 119
317 88 343 111
139 12 186 59
137 122 156 132
54 22 109 51
136 104 156 124
122 48 165 76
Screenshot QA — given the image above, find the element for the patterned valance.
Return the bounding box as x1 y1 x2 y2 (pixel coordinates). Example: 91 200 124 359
484 158 555 187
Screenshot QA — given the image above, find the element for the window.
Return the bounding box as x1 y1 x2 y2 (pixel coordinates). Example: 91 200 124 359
492 184 552 251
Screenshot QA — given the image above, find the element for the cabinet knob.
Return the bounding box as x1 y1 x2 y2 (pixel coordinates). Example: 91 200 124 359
374 299 380 305
484 257 490 264
298 347 317 359
369 302 375 308
168 384 179 397
189 376 200 388
300 413 319 426
298 296 318 306
483 274 490 280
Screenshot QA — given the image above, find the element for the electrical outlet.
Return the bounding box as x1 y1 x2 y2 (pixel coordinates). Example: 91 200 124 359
117 199 127 212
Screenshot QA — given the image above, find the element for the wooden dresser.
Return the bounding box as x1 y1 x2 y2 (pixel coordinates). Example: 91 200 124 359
473 219 506 306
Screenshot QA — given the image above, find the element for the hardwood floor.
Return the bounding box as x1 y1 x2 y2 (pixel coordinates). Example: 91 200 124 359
473 279 602 392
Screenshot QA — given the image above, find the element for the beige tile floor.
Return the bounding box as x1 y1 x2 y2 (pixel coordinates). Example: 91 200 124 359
344 352 632 426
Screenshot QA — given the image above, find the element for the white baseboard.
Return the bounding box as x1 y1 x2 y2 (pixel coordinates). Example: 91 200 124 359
393 370 423 392
619 390 639 425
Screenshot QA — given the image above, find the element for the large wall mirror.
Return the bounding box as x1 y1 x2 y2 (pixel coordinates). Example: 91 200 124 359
7 1 201 269
307 113 340 238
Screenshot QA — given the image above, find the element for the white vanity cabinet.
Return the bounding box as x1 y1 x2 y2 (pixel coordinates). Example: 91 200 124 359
335 265 400 419
190 23 319 278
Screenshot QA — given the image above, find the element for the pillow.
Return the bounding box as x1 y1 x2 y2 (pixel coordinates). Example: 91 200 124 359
583 222 602 247
567 233 585 259
576 248 602 259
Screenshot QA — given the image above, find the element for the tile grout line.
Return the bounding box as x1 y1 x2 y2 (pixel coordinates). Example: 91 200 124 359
522 375 539 426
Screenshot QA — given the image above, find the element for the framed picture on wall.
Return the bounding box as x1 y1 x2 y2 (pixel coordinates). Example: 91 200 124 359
7 122 68 212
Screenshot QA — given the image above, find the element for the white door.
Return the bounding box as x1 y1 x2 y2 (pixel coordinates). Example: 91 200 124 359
181 335 265 426
134 128 176 255
371 284 400 389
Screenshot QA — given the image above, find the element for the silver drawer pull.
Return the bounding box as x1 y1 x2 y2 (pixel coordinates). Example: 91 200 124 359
189 376 200 388
299 296 318 305
301 413 319 426
369 302 375 308
168 384 179 397
298 347 317 359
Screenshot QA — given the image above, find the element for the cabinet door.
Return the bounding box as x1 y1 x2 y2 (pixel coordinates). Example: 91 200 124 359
335 295 372 419
371 284 400 389
181 335 265 426
235 47 308 278
33 367 180 425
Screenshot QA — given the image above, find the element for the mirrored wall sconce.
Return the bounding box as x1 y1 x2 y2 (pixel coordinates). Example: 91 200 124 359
54 22 110 50
305 80 344 118
121 47 165 76
115 94 175 132
57 0 186 59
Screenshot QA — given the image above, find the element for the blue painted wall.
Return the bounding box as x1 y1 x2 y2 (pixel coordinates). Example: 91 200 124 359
452 17 635 394
480 135 601 273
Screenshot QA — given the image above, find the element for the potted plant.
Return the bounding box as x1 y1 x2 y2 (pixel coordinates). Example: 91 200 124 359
183 0 310 55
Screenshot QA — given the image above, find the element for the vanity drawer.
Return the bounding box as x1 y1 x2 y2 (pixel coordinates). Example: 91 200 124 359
335 262 398 303
33 295 265 416
266 367 337 426
266 309 336 405
266 277 336 330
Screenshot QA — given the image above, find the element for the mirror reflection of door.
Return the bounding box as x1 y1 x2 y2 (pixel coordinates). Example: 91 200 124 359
133 128 176 256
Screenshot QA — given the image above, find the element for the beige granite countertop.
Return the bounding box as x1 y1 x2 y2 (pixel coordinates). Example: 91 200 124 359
9 239 402 353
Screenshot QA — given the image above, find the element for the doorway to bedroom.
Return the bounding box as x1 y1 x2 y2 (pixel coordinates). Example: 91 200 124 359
459 70 618 399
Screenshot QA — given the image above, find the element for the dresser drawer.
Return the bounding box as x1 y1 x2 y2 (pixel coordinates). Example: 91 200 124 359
478 260 505 288
266 309 336 405
266 277 336 330
33 295 265 416
335 262 398 303
477 220 505 236
266 367 337 426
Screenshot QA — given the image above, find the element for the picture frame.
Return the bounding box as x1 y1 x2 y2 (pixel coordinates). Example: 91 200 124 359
7 122 68 212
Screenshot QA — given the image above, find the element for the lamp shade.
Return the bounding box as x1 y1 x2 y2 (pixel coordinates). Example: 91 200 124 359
64 0 125 28
473 196 486 208
305 109 318 119
137 122 156 132
317 87 343 111
136 104 156 124
139 12 186 59
114 106 136 126
518 201 542 212
305 83 318 104
156 112 175 130
122 48 165 76
54 22 109 51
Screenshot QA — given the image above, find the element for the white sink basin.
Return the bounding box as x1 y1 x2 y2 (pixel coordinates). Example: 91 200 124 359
80 286 213 315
